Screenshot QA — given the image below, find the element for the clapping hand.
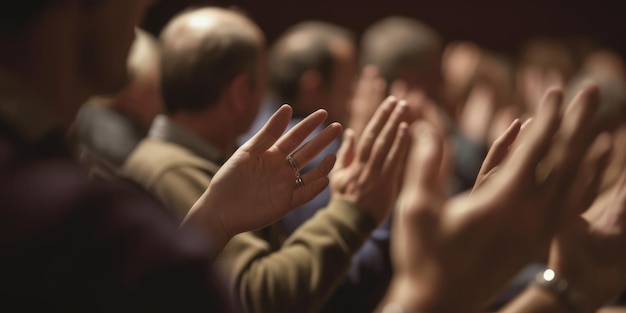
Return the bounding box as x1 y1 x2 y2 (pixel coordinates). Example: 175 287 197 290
384 84 605 313
332 96 411 224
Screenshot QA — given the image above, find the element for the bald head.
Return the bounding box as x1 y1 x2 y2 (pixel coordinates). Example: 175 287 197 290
160 7 265 113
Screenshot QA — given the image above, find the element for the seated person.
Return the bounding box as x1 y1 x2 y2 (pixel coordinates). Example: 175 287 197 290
0 0 342 311
73 28 162 174
265 21 394 312
361 16 486 194
123 7 410 313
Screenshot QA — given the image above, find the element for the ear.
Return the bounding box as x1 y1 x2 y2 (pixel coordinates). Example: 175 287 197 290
227 74 253 115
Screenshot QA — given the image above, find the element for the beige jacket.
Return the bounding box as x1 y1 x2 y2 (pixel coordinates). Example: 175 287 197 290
123 128 377 313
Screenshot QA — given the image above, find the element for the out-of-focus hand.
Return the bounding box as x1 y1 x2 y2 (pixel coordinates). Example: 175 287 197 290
459 83 497 146
394 86 452 191
331 96 411 224
518 66 565 114
348 65 387 137
184 105 342 251
382 85 604 313
473 118 522 191
548 172 626 313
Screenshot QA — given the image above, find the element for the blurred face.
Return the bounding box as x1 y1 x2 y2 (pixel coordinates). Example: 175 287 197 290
327 39 357 124
79 0 154 95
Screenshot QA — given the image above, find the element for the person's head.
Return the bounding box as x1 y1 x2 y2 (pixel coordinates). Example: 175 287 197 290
108 28 163 129
582 49 626 83
360 16 443 100
0 1 154 116
160 7 266 139
519 37 577 83
269 21 356 124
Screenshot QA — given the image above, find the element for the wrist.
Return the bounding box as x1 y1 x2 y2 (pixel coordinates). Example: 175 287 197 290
531 268 598 313
182 202 231 256
383 276 449 313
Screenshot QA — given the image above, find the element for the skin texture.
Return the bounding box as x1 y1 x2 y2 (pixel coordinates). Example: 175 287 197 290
381 84 606 313
184 105 342 254
331 96 411 224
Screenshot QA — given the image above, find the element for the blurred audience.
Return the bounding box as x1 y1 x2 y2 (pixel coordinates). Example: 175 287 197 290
74 28 162 175
123 9 407 313
266 21 357 230
361 16 485 194
2 1 626 313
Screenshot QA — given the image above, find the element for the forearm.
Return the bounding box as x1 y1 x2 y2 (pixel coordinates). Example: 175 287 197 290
216 198 378 313
499 287 571 313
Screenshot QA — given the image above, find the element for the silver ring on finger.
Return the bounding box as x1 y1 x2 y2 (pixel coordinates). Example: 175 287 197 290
287 155 299 172
295 172 305 189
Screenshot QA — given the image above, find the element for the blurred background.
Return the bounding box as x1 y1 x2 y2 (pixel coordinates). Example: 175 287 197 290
142 0 626 60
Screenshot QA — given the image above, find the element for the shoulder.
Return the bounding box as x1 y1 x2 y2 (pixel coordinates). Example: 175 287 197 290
123 138 220 189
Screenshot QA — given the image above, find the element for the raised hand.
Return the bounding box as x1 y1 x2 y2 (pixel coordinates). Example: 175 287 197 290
547 173 626 313
459 83 497 146
382 84 605 313
184 105 342 253
473 118 522 191
331 96 411 224
348 65 387 137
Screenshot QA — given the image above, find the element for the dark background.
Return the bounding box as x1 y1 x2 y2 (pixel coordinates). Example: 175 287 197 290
142 0 626 61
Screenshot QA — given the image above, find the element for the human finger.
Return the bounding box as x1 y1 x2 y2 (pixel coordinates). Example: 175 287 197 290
402 122 444 195
243 105 293 155
542 84 601 200
506 88 563 180
291 155 336 208
382 122 411 184
368 100 409 173
356 96 398 162
567 132 613 217
273 109 329 155
474 119 521 190
549 83 601 171
391 80 409 99
288 122 342 171
335 128 356 169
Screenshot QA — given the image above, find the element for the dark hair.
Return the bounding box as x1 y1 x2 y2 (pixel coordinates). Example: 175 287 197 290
160 13 260 114
360 16 442 83
0 1 58 31
269 21 354 104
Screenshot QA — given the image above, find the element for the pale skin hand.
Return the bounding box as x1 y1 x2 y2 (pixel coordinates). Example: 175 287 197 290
500 173 626 313
331 96 411 224
183 105 342 255
472 118 522 191
548 173 626 313
348 65 387 137
458 83 497 147
381 85 604 313
394 85 451 193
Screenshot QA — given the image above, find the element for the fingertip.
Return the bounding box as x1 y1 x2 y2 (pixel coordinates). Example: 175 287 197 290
541 88 565 113
343 128 355 141
328 121 343 132
313 108 329 119
279 104 293 114
521 118 533 130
